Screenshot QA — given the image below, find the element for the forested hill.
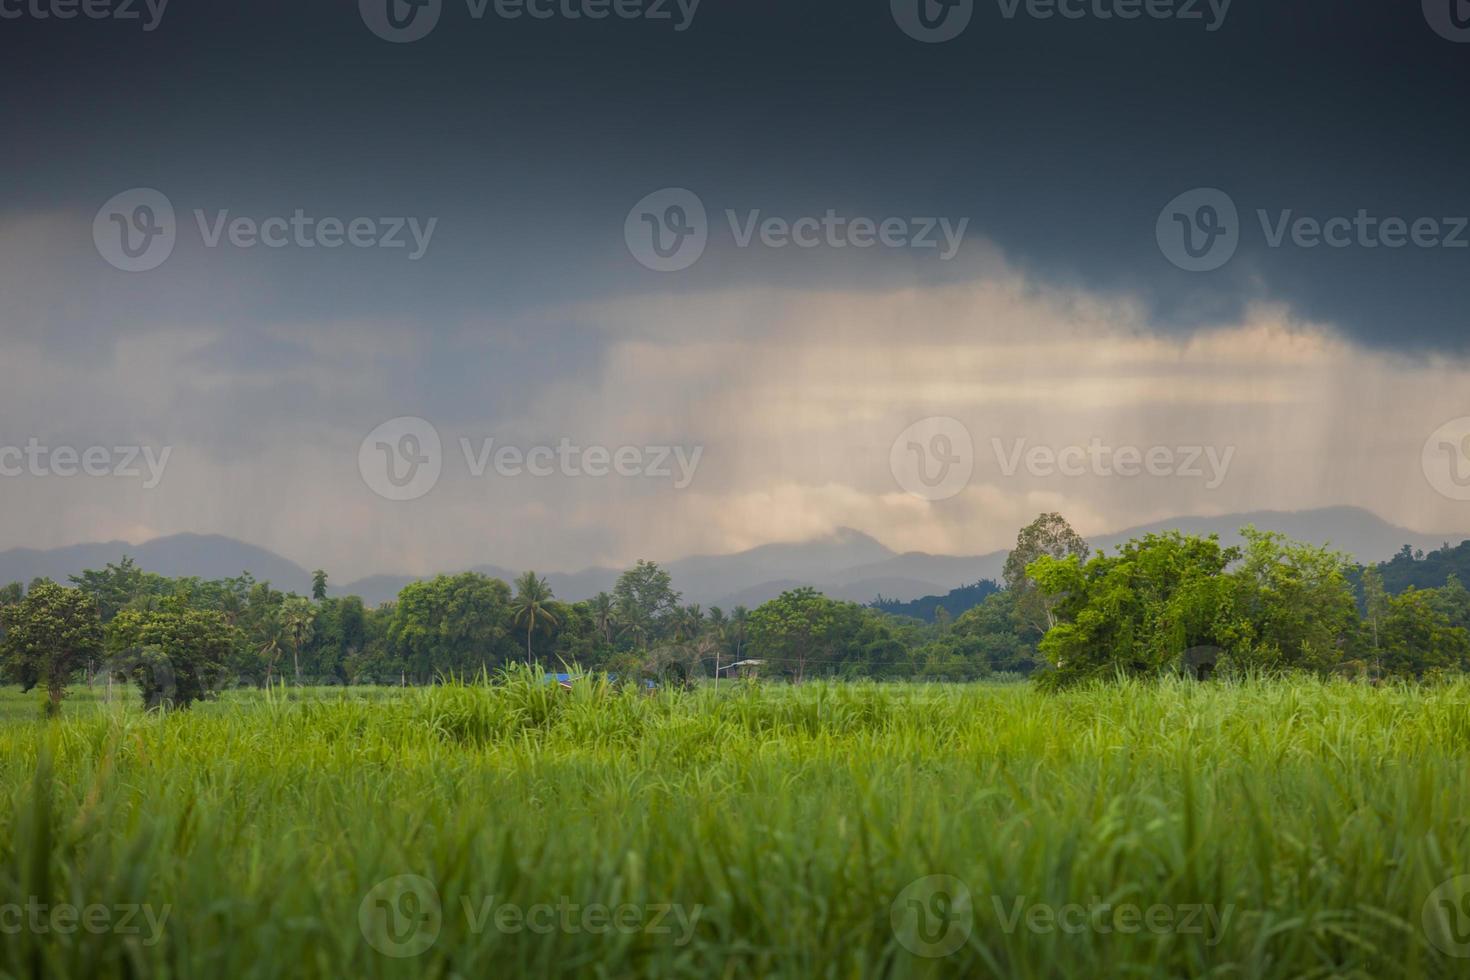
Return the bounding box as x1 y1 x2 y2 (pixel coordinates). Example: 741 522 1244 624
1375 540 1470 593
871 580 1001 623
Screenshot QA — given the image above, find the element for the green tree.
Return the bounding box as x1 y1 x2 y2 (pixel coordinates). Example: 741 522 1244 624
511 572 558 667
747 587 842 683
106 605 243 709
280 597 317 685
951 590 1037 674
590 592 617 645
302 595 367 683
1377 588 1470 679
69 557 169 622
1361 565 1389 675
613 560 680 650
387 573 514 682
1228 528 1358 674
311 570 329 602
0 582 104 715
1003 513 1091 638
1029 532 1242 688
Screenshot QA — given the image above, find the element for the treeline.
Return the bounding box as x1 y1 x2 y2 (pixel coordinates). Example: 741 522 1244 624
1028 523 1470 688
2 513 1467 710
0 552 1033 712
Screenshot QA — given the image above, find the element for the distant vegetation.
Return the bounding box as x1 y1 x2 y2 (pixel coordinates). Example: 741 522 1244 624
3 514 1469 711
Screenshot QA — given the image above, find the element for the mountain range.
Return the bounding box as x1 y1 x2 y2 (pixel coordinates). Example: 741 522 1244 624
0 507 1462 610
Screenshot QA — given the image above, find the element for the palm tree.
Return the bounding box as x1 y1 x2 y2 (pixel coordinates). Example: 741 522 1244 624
511 572 558 667
280 597 317 685
728 606 749 662
258 623 284 687
591 592 617 645
672 604 705 644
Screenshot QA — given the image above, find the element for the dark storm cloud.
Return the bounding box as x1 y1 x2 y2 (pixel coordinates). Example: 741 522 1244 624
2 0 1467 350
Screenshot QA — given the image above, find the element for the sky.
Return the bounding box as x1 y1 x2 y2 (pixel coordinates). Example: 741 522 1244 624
1 0 1468 576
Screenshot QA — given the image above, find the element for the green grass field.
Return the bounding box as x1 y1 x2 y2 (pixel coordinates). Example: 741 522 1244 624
2 675 1470 978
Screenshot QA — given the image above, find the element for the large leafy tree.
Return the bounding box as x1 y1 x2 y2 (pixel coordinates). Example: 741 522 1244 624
106 605 243 709
1376 588 1470 679
612 560 680 650
303 595 368 683
747 587 843 683
387 573 515 682
1003 513 1091 638
0 583 104 715
1227 528 1359 673
69 557 170 622
1029 532 1242 688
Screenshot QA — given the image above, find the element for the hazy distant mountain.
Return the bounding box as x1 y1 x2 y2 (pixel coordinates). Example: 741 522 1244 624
0 507 1462 609
0 534 313 594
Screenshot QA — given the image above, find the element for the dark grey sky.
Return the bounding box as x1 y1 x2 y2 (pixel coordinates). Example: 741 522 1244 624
4 0 1466 348
1 0 1467 574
